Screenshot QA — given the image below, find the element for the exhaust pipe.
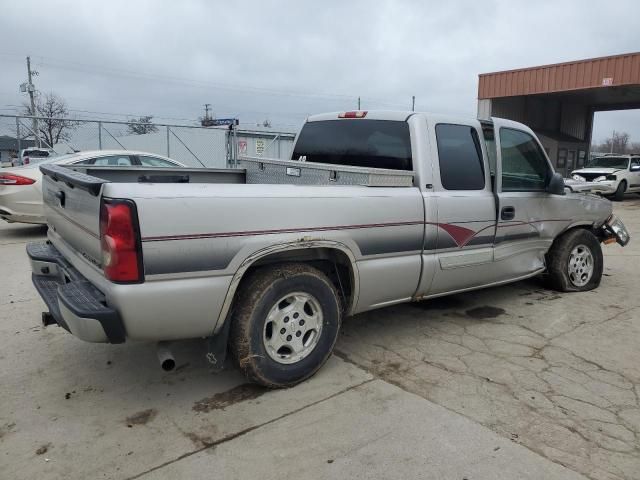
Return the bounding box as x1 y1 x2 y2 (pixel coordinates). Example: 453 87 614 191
157 342 176 372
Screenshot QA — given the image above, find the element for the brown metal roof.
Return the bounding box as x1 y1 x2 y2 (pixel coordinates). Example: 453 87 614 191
478 52 640 99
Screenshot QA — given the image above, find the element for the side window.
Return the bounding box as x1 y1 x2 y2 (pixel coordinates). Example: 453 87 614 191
435 124 485 190
557 148 567 169
631 158 640 169
500 128 551 192
92 155 133 166
139 156 177 167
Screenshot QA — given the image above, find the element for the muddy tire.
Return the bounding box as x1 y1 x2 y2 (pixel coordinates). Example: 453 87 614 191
613 180 627 201
229 263 342 388
546 229 603 292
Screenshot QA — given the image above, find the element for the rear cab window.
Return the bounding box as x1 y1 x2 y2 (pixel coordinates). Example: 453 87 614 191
292 119 412 171
435 123 485 190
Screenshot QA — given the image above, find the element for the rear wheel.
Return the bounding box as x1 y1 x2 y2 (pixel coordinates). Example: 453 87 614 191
613 180 627 201
230 263 341 388
546 229 603 292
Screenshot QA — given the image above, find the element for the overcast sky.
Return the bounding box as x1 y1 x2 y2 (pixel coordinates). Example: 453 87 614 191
0 0 638 143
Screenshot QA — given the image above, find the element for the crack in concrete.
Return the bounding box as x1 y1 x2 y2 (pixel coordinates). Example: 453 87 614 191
125 378 374 480
337 291 640 480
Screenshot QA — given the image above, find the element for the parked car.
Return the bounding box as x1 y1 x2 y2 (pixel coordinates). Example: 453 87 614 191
27 111 629 388
569 154 640 200
0 150 185 224
12 148 56 167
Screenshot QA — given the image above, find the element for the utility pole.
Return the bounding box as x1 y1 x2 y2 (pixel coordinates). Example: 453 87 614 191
357 97 361 110
611 130 615 153
411 95 415 112
201 104 214 127
26 56 39 147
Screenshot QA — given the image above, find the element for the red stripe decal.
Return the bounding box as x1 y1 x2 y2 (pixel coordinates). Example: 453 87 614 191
141 219 570 244
437 223 477 247
142 220 424 242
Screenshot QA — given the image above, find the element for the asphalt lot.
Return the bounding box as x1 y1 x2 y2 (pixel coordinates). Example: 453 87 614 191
2 199 640 480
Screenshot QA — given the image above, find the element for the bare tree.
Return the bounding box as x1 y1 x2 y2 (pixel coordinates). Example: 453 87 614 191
127 116 158 135
596 131 631 154
22 92 79 147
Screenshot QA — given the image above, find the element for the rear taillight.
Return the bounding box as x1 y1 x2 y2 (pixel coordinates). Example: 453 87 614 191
99 199 143 283
338 111 367 118
24 157 30 164
0 174 36 185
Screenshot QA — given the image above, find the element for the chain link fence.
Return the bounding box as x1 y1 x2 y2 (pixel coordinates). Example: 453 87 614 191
0 114 296 168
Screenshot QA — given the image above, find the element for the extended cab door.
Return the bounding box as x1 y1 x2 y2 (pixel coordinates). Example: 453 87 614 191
490 118 556 279
416 117 499 297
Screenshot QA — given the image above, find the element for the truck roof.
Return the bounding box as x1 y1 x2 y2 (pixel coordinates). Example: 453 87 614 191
305 110 530 132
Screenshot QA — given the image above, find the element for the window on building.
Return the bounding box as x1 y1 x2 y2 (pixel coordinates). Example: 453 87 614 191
557 148 567 169
578 150 586 168
436 124 485 190
500 128 551 192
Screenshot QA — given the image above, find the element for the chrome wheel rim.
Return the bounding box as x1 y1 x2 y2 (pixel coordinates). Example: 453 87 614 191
263 292 323 365
568 244 594 287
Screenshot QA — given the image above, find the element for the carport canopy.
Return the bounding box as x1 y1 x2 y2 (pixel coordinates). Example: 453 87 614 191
477 52 640 175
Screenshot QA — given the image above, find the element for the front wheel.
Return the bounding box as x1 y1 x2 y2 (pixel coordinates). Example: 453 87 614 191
230 263 342 388
613 180 627 201
546 229 603 292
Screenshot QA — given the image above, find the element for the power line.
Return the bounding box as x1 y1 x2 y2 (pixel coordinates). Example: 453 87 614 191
3 53 412 109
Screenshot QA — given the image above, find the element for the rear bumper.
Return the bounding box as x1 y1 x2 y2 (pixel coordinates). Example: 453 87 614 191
27 241 125 343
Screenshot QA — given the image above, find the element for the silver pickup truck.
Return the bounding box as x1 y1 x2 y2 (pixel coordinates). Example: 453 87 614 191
27 111 630 387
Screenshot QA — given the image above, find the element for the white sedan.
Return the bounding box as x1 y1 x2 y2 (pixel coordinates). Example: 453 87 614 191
0 150 185 225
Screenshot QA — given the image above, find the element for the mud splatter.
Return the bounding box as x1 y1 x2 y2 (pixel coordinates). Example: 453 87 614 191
185 432 215 447
0 422 16 439
35 443 51 455
465 306 506 319
193 384 265 413
126 408 157 427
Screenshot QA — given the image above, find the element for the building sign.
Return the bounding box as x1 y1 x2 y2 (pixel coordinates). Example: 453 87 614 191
209 118 239 126
238 140 247 154
256 139 265 156
602 77 613 86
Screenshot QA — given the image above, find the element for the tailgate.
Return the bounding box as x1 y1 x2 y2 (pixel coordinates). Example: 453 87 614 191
40 164 106 268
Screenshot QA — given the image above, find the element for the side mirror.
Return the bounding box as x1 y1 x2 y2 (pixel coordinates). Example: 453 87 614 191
546 172 566 195
630 165 640 172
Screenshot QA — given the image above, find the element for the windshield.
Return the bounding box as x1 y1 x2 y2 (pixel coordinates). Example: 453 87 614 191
586 157 629 169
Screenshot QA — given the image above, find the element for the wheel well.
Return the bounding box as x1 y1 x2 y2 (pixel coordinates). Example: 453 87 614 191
242 247 356 313
547 224 601 258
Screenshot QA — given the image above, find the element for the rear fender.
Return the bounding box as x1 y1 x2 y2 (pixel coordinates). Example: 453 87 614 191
213 240 359 334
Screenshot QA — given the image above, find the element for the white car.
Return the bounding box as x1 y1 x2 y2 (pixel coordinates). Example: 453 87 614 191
569 155 640 200
12 148 57 167
0 150 185 224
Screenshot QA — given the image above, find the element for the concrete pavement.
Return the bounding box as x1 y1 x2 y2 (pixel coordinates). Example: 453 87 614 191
2 200 640 479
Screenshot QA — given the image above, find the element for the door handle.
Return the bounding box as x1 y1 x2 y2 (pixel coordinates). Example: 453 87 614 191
501 206 515 220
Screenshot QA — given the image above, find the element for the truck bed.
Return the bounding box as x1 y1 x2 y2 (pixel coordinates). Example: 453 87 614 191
52 155 414 190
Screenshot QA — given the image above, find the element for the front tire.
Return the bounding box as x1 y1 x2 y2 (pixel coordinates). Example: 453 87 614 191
546 229 603 292
230 263 342 388
613 180 627 201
